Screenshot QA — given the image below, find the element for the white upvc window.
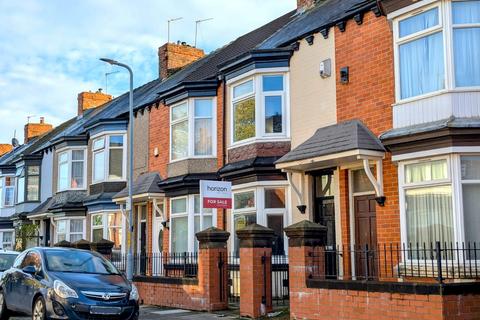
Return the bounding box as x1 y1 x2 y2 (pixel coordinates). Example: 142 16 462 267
393 0 480 102
16 165 40 204
92 134 126 183
399 154 480 249
0 231 14 250
91 212 122 249
169 195 216 253
55 218 85 243
232 183 288 255
170 98 216 162
229 71 289 146
57 149 86 191
0 176 15 208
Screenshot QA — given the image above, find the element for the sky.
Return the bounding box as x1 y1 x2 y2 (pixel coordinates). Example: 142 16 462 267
0 0 296 143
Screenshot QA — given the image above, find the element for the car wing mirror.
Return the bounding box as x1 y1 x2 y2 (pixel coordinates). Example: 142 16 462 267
22 265 37 275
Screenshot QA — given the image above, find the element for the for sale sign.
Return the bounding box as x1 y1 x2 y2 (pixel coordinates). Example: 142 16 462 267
200 180 232 209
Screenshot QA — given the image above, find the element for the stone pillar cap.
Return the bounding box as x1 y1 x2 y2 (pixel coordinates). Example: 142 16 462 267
237 223 275 248
284 220 327 247
54 240 72 248
196 227 230 249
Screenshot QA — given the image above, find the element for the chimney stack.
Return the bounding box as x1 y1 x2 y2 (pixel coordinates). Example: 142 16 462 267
0 144 12 157
297 0 316 12
77 89 112 116
158 42 204 80
24 117 53 143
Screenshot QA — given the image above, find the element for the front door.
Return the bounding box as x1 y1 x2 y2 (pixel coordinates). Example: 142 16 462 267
313 172 337 278
136 205 147 274
354 195 377 279
44 219 51 247
267 215 285 255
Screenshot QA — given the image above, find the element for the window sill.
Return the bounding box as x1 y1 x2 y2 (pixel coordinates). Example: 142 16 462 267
169 156 217 164
393 88 480 107
229 137 291 150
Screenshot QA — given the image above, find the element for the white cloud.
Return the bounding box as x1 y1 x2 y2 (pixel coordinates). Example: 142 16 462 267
0 0 296 143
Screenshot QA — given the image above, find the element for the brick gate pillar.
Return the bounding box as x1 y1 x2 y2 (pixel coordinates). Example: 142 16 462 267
237 223 275 319
196 227 230 311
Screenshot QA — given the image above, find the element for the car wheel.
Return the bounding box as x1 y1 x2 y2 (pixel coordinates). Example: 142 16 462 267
0 291 10 320
32 297 47 320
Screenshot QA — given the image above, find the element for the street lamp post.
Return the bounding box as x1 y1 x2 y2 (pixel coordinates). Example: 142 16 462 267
100 58 134 281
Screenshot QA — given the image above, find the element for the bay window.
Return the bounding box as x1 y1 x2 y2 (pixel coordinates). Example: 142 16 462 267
58 149 86 191
170 195 215 253
92 134 125 182
56 218 85 243
0 176 14 207
394 1 480 101
170 98 215 161
400 155 480 247
231 73 288 145
232 185 287 255
91 212 122 249
16 165 40 203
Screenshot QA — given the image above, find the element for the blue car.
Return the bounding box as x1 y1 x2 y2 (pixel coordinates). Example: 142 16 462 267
0 247 139 320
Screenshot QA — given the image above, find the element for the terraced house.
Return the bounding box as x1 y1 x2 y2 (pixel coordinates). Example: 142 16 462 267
1 0 480 318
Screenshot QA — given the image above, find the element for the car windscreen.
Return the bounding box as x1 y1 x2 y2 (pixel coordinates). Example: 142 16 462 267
0 254 17 271
45 250 120 275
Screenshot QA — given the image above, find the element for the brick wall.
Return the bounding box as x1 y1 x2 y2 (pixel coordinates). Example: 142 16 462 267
134 279 203 309
77 91 112 116
24 117 53 143
335 11 399 245
159 43 204 79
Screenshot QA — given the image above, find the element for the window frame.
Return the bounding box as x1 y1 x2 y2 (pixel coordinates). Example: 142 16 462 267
169 98 217 163
393 0 480 103
15 165 40 204
57 148 87 192
0 230 14 250
169 195 217 253
54 218 86 243
0 176 15 208
90 211 122 249
229 69 290 148
91 133 127 183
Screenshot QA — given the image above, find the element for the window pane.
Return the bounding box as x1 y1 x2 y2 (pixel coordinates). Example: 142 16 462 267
405 160 447 183
70 234 83 243
59 153 68 163
194 215 213 252
399 32 444 99
92 215 103 226
262 75 283 91
109 149 123 179
109 135 124 147
193 195 212 214
352 169 375 193
233 80 253 98
172 103 188 121
399 7 439 38
70 220 83 233
233 97 255 142
194 99 212 117
17 177 25 203
93 151 105 181
405 185 454 244
72 150 84 161
93 138 105 151
316 174 335 197
108 213 122 227
194 118 212 156
28 166 39 175
108 227 122 249
57 221 67 233
452 1 480 24
234 191 255 210
3 232 12 243
267 215 285 255
5 177 13 187
58 162 69 190
234 213 257 253
265 96 282 133
92 229 103 242
27 176 39 201
265 188 285 208
461 156 480 180
462 184 480 244
454 28 480 87
71 161 84 188
57 234 66 242
171 198 187 214
171 217 188 253
172 121 188 160
4 188 14 206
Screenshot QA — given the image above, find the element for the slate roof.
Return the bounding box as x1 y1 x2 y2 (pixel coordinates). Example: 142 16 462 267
218 157 281 175
380 117 480 140
113 172 163 199
27 197 54 216
48 191 88 211
276 120 385 164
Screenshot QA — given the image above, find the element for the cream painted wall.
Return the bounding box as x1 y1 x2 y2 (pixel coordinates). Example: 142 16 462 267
289 32 337 149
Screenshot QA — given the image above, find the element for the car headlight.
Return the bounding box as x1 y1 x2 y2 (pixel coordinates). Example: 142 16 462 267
54 280 78 299
130 284 139 301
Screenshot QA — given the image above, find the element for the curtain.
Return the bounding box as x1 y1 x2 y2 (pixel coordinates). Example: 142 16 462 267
462 184 480 244
400 32 445 99
71 161 84 188
399 7 439 38
171 216 188 253
194 118 212 155
171 120 188 160
405 185 454 246
454 28 480 87
452 1 480 24
405 160 447 183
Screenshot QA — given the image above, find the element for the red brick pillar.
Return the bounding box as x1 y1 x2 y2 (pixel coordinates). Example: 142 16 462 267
237 224 275 319
284 220 327 318
196 227 230 311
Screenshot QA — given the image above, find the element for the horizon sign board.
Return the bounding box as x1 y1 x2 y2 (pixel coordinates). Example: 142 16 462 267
200 180 232 209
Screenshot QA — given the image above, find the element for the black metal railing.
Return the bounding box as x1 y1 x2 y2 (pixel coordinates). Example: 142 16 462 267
309 242 480 283
110 252 198 278
272 255 289 305
227 253 240 305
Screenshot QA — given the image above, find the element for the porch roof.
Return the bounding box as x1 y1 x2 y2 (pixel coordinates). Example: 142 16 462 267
113 172 164 202
275 120 385 171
